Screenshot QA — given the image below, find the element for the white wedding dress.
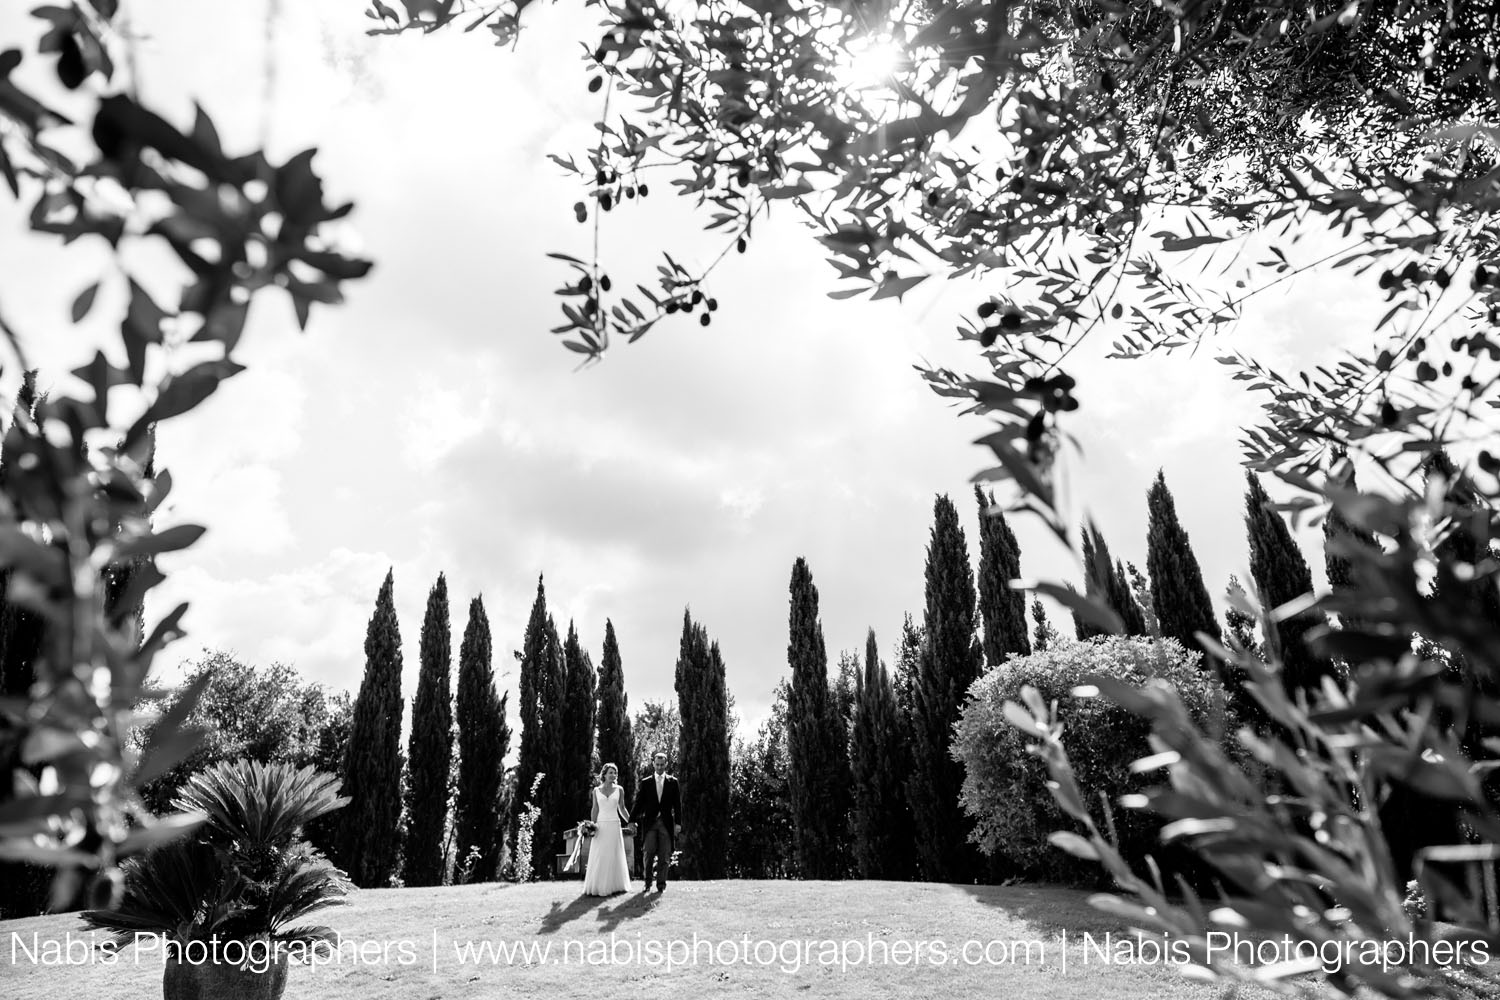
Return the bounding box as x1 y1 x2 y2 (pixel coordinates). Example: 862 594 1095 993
582 786 631 895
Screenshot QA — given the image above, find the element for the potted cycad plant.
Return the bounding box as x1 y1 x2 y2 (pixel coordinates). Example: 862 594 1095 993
81 759 351 1000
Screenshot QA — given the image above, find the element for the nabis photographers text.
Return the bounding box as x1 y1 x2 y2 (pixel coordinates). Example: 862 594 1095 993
10 931 420 974
9 929 1492 976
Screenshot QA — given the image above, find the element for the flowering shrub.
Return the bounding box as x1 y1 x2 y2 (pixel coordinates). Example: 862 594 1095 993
506 774 546 884
458 844 484 886
954 636 1227 884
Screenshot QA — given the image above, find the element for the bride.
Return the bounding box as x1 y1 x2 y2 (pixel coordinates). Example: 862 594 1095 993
582 763 632 895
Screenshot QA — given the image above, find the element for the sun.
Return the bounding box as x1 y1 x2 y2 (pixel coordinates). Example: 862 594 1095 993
835 36 905 92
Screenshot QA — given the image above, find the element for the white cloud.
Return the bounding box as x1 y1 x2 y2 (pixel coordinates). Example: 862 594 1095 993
152 547 398 692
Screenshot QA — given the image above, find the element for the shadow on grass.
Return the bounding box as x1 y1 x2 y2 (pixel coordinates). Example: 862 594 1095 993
538 886 661 934
594 888 661 933
537 893 612 934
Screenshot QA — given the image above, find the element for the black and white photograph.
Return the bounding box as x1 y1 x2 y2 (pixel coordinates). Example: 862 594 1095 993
2 1 1500 998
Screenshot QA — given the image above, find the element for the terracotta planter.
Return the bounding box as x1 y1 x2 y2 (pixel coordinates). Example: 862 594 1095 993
162 953 288 1000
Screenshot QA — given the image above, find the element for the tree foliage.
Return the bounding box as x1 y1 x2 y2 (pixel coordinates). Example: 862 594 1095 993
785 557 851 878
1125 562 1159 638
595 619 634 807
1146 471 1221 665
631 700 681 775
339 570 405 888
727 679 797 879
454 596 510 883
559 620 598 825
892 612 921 730
1243 472 1330 693
849 629 907 880
1030 597 1059 653
1321 467 1381 634
955 635 1224 884
1078 523 1147 639
138 652 334 814
514 577 565 877
673 609 731 879
907 494 983 882
975 485 1029 667
382 0 1495 502
404 573 453 887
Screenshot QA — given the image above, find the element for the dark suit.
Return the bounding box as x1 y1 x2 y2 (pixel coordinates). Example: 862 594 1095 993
631 771 680 888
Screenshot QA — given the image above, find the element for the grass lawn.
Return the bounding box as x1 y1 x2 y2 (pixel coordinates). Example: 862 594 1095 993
1 879 1268 999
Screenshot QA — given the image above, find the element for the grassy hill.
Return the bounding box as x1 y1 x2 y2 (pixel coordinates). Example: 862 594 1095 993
1 879 1254 999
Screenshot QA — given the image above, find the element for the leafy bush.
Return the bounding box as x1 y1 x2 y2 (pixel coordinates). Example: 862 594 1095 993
137 654 345 814
727 680 800 879
955 635 1226 884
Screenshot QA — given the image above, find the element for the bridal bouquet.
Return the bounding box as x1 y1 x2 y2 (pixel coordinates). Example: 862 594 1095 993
578 820 598 839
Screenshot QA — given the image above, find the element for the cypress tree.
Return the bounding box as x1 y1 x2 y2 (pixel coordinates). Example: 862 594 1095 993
403 574 452 887
1069 581 1091 641
339 570 405 888
850 628 904 879
1079 524 1146 636
595 620 634 807
832 649 858 733
537 617 567 876
887 614 921 880
1146 470 1222 662
513 578 545 852
559 620 597 827
1244 472 1329 692
674 609 731 879
907 494 983 883
1224 575 1260 655
1031 597 1059 652
454 596 509 882
1322 467 1382 634
975 485 1030 667
892 613 921 730
514 577 566 876
1110 557 1147 636
786 558 852 878
1078 530 1105 639
1126 563 1160 636
1215 575 1262 726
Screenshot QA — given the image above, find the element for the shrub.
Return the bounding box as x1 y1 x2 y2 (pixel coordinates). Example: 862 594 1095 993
504 774 545 884
954 635 1226 884
81 759 350 966
136 654 339 814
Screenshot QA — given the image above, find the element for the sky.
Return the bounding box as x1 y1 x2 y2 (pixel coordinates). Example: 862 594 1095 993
0 1 1378 741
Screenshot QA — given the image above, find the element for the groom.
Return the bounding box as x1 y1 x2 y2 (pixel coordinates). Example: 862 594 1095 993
631 751 680 892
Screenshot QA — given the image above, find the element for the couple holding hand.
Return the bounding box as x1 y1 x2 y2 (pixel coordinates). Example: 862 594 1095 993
582 750 680 896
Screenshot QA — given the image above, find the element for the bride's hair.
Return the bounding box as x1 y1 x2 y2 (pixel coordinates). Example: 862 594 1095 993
598 762 618 781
